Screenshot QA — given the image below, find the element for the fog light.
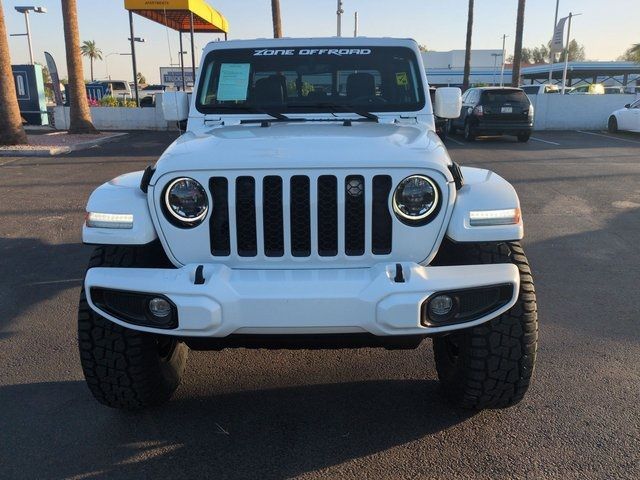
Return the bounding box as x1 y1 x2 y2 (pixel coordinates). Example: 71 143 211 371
429 295 454 316
148 297 171 318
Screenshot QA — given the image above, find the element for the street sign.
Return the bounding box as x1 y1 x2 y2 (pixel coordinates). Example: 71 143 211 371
160 67 199 89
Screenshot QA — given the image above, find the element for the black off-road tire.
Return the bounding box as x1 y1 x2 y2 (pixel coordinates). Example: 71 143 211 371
517 132 531 142
432 241 538 409
464 121 476 142
608 116 618 133
78 245 188 410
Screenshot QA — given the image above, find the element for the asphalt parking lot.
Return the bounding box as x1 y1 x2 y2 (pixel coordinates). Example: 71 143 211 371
1 128 639 479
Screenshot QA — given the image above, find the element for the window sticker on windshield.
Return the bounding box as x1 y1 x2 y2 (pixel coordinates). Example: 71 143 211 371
396 72 408 86
217 63 251 101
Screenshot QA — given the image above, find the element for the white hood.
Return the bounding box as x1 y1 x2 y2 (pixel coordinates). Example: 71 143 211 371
153 121 453 179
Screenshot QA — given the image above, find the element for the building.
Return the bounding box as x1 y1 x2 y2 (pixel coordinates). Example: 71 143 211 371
423 50 512 87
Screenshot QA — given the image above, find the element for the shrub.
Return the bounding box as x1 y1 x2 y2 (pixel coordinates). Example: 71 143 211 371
96 96 138 107
99 96 120 107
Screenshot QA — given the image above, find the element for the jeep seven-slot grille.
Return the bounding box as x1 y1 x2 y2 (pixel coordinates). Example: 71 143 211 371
209 175 392 258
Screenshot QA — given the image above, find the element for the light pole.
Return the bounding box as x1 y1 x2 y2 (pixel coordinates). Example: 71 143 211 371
337 0 344 37
12 6 47 65
178 50 188 90
354 11 358 37
500 34 509 87
491 53 501 85
104 52 118 80
127 9 145 107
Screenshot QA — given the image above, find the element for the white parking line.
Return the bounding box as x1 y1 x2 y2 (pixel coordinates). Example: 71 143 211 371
445 136 465 146
577 130 640 145
530 136 561 146
0 157 22 167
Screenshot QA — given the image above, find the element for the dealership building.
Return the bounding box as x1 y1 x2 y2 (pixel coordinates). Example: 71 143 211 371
424 50 640 90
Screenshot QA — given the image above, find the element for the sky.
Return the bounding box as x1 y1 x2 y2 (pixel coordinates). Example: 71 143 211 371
5 0 639 84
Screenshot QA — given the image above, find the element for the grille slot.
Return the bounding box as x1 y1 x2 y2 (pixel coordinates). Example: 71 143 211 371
209 177 230 256
263 176 284 257
372 175 393 255
317 175 338 256
208 173 393 259
290 175 311 257
344 175 365 256
235 176 257 257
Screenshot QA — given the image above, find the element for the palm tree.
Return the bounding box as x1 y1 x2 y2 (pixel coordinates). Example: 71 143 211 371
511 0 526 87
80 40 102 82
61 0 97 133
0 1 27 145
462 0 474 90
271 0 282 38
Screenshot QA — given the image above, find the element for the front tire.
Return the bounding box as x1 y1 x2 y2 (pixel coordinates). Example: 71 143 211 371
432 242 538 409
517 132 531 142
608 116 618 133
78 245 188 410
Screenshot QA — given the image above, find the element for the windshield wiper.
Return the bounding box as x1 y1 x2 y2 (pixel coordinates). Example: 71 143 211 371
211 105 291 121
304 102 379 122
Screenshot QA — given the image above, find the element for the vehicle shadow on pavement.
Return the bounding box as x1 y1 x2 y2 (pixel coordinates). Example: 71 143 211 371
0 237 90 335
0 379 472 479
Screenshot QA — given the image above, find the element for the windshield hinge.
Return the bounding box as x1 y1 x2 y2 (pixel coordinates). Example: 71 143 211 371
393 116 418 125
204 117 223 126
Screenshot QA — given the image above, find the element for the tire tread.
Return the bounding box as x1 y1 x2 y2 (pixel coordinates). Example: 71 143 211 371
433 241 538 409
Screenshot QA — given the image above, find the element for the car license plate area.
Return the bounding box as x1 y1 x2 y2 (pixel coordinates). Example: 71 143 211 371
501 106 513 114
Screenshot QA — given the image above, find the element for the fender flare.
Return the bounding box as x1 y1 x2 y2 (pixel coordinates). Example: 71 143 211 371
82 171 158 245
446 167 524 242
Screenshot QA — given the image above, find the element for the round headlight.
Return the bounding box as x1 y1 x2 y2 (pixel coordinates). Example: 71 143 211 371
164 177 208 226
393 175 440 223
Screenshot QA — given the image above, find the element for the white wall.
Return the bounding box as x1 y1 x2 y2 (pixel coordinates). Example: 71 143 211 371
54 94 172 131
531 94 639 130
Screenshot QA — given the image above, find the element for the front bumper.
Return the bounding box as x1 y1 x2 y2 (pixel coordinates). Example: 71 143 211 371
84 262 520 337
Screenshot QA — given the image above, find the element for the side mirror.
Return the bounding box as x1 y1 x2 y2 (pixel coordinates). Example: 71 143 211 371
624 103 631 109
162 91 190 121
434 87 462 119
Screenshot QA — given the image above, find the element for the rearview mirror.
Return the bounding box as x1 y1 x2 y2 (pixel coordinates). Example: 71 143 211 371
162 91 190 121
624 103 631 108
434 87 462 119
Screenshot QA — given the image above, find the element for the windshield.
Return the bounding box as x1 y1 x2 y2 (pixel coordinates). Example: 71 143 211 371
195 46 425 114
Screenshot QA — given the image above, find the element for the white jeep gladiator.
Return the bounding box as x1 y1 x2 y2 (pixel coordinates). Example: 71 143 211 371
79 37 537 410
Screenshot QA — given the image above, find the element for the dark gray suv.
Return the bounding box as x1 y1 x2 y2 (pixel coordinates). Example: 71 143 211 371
450 87 533 142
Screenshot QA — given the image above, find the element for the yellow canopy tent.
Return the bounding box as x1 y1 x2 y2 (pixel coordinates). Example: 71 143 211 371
123 0 229 103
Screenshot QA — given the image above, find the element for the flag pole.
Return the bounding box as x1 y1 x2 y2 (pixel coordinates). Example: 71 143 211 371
548 0 560 84
561 13 581 94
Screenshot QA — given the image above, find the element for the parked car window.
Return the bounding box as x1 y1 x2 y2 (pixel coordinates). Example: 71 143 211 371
631 99 640 109
521 86 538 94
481 89 529 105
